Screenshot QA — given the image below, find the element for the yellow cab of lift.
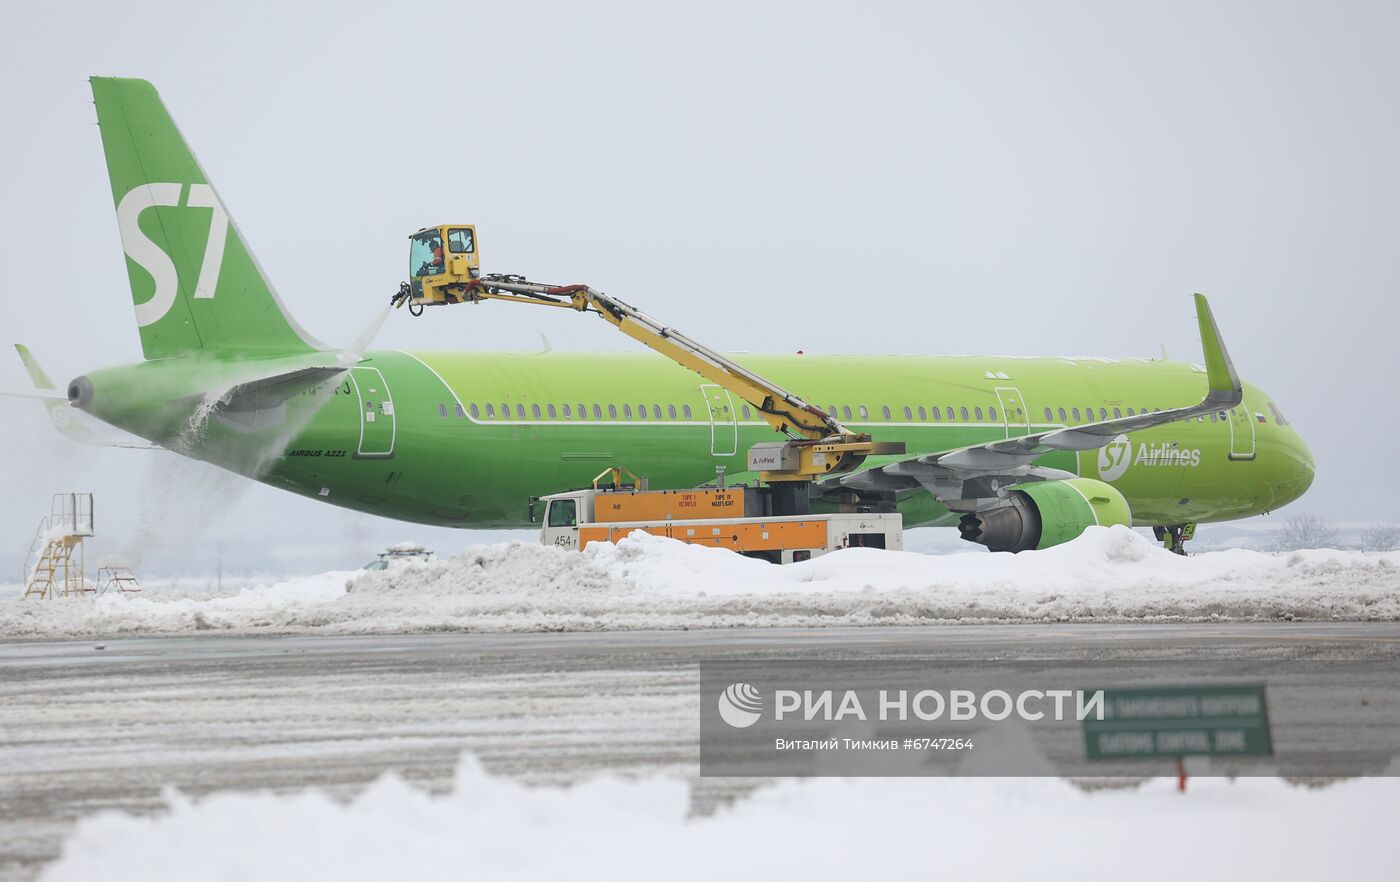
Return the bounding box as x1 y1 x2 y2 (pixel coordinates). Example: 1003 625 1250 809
407 225 480 310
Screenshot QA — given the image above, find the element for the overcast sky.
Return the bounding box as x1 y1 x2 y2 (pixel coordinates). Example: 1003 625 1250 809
0 1 1395 577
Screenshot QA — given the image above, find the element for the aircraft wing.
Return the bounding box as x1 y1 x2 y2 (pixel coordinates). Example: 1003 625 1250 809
816 294 1244 510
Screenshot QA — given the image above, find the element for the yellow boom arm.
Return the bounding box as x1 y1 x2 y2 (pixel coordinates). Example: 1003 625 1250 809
443 276 903 480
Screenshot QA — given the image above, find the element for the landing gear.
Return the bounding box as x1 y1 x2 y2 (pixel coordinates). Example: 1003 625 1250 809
1153 523 1196 556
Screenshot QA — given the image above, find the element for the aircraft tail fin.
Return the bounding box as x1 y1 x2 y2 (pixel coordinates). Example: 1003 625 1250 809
89 77 323 360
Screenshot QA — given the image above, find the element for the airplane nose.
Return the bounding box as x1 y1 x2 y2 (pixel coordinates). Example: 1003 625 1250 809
1277 429 1315 506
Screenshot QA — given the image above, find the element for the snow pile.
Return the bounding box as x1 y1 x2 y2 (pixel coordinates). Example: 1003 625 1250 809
38 753 1395 882
588 526 1400 617
0 571 354 636
2 526 1397 637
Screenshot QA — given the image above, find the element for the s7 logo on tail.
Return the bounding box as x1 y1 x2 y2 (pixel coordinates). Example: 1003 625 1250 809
116 182 229 326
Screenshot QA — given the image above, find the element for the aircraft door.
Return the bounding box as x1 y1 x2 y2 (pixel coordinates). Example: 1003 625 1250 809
700 384 737 456
350 367 396 458
994 387 1030 438
1227 406 1256 461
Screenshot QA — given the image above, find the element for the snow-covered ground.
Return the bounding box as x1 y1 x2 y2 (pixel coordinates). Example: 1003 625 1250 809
37 752 1394 882
2 526 1397 638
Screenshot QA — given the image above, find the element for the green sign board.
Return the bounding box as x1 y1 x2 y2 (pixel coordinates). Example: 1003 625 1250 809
1083 684 1272 760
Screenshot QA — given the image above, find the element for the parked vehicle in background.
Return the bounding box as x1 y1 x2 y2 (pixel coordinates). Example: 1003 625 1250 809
362 542 434 571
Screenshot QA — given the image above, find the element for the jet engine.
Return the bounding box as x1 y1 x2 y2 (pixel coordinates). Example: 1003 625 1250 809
957 477 1132 552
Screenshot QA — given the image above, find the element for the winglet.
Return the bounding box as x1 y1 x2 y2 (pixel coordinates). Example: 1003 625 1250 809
1193 294 1242 407
14 343 57 391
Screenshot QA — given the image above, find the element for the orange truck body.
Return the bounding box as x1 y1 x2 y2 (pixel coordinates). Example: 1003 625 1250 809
591 488 745 523
539 487 903 563
579 517 827 552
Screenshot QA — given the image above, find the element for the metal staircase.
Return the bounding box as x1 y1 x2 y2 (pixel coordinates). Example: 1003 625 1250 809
23 493 95 599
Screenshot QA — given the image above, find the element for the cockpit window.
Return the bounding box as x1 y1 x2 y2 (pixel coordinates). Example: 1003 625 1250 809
447 227 475 253
1268 402 1290 426
411 231 444 277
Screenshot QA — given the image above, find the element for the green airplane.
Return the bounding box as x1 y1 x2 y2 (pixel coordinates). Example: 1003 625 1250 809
43 77 1314 554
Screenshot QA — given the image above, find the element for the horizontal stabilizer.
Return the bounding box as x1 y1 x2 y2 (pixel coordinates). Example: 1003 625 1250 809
8 344 159 449
0 387 66 401
216 366 346 413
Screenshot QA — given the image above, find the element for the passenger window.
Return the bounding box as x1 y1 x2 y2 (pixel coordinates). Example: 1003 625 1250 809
843 405 853 420
1099 408 1108 421
531 404 541 418
1113 408 1121 419
828 405 837 417
501 402 509 419
882 406 891 419
918 406 926 420
454 404 465 418
857 406 868 419
931 407 941 422
1044 407 1053 421
741 405 751 420
516 404 526 419
562 404 572 418
547 404 557 418
683 404 693 419
592 404 602 419
1126 407 1134 416
989 406 998 421
622 404 632 419
653 405 662 419
547 498 577 527
437 403 448 418
903 406 912 420
960 407 969 421
668 404 677 419
608 404 617 418
486 403 495 418
577 403 585 418
1071 408 1080 421
974 407 983 420
469 404 480 419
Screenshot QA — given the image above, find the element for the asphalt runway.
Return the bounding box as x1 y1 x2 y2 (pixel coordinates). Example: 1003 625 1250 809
4 623 1400 880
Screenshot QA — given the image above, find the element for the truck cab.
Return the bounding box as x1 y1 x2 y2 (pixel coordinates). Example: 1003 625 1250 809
539 491 593 550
